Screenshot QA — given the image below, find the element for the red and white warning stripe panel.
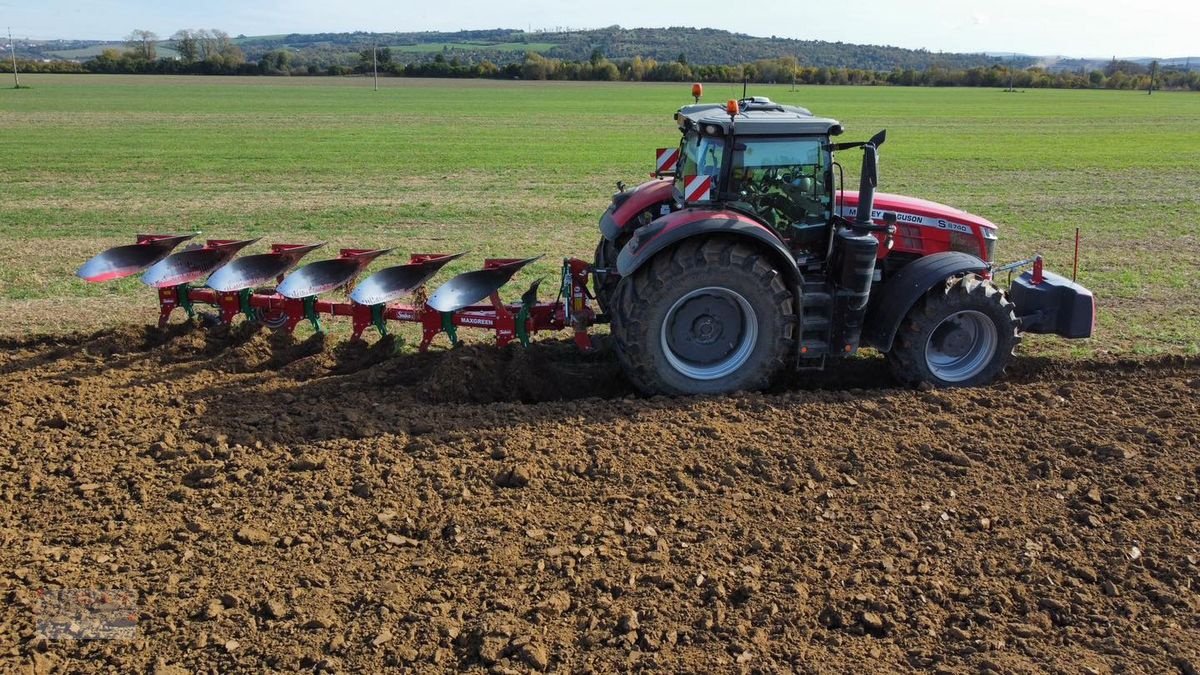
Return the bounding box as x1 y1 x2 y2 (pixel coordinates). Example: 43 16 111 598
655 147 680 175
683 174 714 202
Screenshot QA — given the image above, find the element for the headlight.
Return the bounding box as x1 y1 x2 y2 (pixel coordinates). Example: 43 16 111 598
949 231 983 259
981 228 997 262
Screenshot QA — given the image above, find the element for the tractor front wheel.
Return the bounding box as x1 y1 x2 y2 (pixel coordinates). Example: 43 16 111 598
611 238 795 395
886 274 1020 387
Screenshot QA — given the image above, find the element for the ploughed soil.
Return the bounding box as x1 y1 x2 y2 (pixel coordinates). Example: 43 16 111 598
1 323 1198 674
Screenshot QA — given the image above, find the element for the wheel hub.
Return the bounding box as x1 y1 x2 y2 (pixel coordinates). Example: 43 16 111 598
669 295 739 362
924 310 999 383
661 287 758 381
935 320 974 357
691 315 722 343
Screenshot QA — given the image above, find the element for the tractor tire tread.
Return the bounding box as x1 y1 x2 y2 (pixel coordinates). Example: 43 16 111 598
611 237 796 395
887 273 1020 387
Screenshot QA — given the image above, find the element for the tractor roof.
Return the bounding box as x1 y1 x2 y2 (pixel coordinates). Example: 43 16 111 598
676 97 843 137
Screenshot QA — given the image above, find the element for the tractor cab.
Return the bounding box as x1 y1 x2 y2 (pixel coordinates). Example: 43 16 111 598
672 97 844 255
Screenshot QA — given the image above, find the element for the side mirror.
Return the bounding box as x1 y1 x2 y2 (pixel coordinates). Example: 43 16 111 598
868 129 887 148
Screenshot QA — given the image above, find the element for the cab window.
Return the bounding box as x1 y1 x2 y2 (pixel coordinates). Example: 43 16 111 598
729 137 828 228
674 132 725 197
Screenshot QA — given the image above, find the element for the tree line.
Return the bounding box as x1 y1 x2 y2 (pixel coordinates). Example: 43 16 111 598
98 26 1028 72
536 26 1020 72
12 29 1199 91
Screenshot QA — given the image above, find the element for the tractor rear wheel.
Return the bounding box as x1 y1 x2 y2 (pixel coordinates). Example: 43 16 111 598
886 273 1020 387
611 238 795 395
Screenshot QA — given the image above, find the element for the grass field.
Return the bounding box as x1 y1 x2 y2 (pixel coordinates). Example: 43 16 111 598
0 75 1197 354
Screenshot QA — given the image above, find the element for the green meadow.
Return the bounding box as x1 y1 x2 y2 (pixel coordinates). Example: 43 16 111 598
0 74 1196 352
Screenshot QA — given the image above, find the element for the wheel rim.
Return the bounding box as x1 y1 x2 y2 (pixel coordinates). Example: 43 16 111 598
924 310 998 383
660 286 758 381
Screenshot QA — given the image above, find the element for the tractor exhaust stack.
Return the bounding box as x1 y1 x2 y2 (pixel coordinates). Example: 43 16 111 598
854 130 886 229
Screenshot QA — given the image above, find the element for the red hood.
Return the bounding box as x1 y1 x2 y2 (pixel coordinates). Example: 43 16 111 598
837 191 999 232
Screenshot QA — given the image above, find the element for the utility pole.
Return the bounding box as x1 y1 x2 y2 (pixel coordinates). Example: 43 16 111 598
1148 60 1158 95
372 44 378 92
8 27 19 88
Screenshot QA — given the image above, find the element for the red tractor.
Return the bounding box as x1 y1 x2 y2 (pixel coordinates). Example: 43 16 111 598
594 92 1094 395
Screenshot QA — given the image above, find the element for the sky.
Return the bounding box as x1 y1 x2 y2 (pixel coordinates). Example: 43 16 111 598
2 0 1197 58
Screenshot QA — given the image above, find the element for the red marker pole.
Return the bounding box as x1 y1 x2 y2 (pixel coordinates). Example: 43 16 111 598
1073 227 1080 282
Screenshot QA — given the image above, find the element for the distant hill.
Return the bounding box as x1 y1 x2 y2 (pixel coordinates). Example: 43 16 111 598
535 27 1027 70
232 27 1035 71
11 27 1036 71
12 27 1195 74
984 51 1198 73
1037 55 1198 73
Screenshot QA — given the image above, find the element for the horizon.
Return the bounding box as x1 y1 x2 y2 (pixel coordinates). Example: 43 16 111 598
2 0 1197 61
7 26 1199 63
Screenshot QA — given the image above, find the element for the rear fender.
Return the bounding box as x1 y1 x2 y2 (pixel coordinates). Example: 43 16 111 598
863 251 988 352
600 179 675 242
615 208 801 290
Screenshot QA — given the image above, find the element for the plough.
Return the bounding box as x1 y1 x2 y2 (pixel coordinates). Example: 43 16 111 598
78 234 598 352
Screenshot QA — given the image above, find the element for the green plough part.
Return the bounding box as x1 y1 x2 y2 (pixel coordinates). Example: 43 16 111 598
371 303 388 337
516 302 533 347
440 311 459 346
174 284 195 319
238 289 257 322
303 296 322 333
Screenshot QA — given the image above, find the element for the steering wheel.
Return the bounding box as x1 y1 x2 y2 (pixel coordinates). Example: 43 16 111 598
737 172 789 227
741 169 823 226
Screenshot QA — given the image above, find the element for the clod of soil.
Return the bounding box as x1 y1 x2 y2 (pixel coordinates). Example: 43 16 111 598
1 324 1197 673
